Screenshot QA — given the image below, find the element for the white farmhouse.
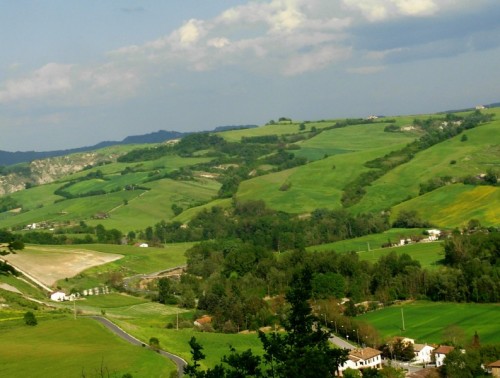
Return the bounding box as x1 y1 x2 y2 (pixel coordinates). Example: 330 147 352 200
426 229 441 241
337 347 382 376
413 344 434 364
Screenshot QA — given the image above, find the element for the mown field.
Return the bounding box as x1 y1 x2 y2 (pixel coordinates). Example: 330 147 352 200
0 316 174 378
358 301 500 345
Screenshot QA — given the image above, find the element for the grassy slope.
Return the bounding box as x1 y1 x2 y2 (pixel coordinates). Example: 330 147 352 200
0 317 174 378
294 122 418 161
357 301 500 344
86 178 220 231
56 298 264 371
307 232 444 270
391 184 500 228
114 318 264 370
0 152 216 230
306 228 428 253
0 189 142 229
236 123 416 213
352 114 500 215
218 120 336 142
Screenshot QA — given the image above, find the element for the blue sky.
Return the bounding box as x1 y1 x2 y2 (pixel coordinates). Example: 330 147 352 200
1 0 499 152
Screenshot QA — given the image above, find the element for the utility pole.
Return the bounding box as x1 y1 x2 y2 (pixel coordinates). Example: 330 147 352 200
401 307 406 331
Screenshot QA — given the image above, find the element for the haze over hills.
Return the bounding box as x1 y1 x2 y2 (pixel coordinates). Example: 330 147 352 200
0 125 257 166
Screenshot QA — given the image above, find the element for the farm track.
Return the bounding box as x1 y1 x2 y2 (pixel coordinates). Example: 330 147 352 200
123 265 186 292
90 315 187 377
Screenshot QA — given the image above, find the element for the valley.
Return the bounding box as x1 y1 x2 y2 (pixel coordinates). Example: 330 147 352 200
1 108 499 377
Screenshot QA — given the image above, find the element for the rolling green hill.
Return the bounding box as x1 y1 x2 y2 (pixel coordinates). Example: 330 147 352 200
0 108 498 234
351 115 500 215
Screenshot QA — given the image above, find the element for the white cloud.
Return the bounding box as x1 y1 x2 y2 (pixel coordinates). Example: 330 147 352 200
0 63 72 103
207 37 230 49
0 62 139 106
284 45 351 76
176 19 206 46
342 0 439 21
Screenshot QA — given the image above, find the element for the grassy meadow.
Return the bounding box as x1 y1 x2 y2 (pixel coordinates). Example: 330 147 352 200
86 178 220 231
391 184 500 228
235 122 419 214
351 118 500 215
358 301 500 345
0 316 174 378
306 228 428 253
55 297 263 371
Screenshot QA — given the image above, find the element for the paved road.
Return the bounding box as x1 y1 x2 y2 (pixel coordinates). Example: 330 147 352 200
90 316 187 377
328 334 356 350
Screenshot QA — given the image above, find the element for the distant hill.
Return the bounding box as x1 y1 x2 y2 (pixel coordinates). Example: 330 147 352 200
0 130 187 166
0 126 256 166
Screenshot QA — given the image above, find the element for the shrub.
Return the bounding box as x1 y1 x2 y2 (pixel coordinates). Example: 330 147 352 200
24 311 37 326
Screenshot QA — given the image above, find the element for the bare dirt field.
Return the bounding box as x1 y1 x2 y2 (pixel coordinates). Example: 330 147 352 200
3 246 122 287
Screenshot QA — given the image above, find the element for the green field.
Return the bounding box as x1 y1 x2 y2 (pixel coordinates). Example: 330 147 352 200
235 122 419 214
391 184 500 228
0 176 220 232
307 231 444 270
356 242 444 268
294 122 417 162
307 228 428 253
218 120 337 142
352 118 500 215
114 318 264 370
358 301 500 345
86 178 220 231
0 316 174 378
59 298 264 371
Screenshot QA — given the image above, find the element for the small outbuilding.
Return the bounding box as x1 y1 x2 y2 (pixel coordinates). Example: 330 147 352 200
50 291 67 302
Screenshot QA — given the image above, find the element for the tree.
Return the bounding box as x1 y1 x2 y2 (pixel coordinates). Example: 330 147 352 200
0 230 24 275
259 268 349 377
149 337 160 352
442 349 483 378
24 311 37 326
0 230 24 256
184 337 206 377
184 268 349 377
157 277 175 304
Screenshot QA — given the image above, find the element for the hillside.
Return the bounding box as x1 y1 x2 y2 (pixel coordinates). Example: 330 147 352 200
0 109 497 234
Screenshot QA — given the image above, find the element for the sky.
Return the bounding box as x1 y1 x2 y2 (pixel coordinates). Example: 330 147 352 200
1 0 499 152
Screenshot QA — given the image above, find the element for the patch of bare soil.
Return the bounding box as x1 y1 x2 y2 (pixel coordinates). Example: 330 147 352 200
4 247 122 287
0 283 22 294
